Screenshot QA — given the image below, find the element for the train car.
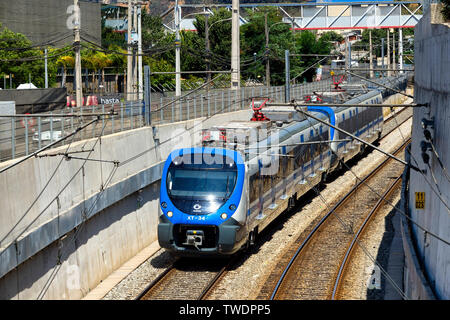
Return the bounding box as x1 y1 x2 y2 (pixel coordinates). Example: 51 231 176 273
157 88 389 257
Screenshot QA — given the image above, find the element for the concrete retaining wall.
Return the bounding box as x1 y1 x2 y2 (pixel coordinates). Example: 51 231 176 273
405 3 450 299
0 108 251 299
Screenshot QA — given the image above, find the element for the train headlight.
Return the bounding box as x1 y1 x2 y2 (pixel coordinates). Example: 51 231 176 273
167 211 173 218
221 213 228 220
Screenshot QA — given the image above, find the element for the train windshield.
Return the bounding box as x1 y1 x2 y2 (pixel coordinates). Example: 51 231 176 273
166 156 238 214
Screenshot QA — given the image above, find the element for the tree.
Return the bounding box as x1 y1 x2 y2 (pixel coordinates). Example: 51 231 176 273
319 31 344 44
443 0 450 21
141 11 166 49
81 49 113 92
354 28 414 64
193 8 232 73
241 7 295 85
142 55 174 88
56 54 75 87
293 31 332 82
0 24 58 88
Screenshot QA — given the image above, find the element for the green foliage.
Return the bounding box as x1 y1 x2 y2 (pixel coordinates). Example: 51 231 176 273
101 26 126 49
141 11 166 49
354 29 414 64
319 31 344 43
142 55 174 87
442 0 450 21
0 24 58 88
193 8 232 70
240 7 295 85
292 31 332 82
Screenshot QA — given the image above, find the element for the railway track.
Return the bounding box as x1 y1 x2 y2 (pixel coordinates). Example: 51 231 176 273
331 175 403 300
136 257 234 300
381 106 411 139
135 106 412 301
262 139 410 300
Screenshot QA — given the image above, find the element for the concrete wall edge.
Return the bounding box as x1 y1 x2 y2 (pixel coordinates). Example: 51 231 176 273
0 160 165 280
400 196 436 299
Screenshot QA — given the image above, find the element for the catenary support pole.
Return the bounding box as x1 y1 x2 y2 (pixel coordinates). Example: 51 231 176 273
74 0 83 109
285 50 290 102
231 0 240 95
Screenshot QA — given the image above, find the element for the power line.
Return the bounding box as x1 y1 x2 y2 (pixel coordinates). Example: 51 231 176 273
0 33 73 51
0 117 100 174
0 47 74 63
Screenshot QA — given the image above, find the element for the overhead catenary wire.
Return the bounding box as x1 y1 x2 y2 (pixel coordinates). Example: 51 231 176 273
299 106 450 245
0 33 74 51
293 114 411 299
0 121 81 248
0 47 74 63
295 107 417 170
388 105 450 214
0 117 101 175
35 118 117 299
150 73 226 113
267 114 409 300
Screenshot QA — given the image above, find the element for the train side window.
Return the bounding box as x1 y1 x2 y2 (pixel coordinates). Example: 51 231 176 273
249 173 259 203
277 147 287 179
287 150 294 175
262 173 271 194
301 134 304 142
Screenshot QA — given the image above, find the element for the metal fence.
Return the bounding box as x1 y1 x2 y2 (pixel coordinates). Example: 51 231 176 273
0 79 335 162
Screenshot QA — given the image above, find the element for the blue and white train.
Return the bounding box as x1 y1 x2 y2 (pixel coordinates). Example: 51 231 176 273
157 80 404 257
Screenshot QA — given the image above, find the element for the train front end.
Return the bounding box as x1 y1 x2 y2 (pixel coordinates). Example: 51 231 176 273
158 147 247 257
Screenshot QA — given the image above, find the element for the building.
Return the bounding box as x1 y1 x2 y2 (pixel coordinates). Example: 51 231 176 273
0 0 101 46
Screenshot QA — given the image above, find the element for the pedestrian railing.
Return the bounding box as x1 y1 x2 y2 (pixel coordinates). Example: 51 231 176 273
0 78 337 163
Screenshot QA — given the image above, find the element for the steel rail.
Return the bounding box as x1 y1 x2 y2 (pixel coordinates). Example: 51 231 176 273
331 175 402 300
134 263 177 300
270 138 410 300
197 257 237 300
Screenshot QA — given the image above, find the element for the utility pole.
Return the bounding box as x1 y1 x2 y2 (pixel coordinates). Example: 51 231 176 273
205 12 211 92
231 0 240 94
345 35 351 82
387 29 391 77
138 5 143 101
285 50 290 102
127 0 133 101
133 0 138 101
144 65 151 125
345 35 348 73
74 0 82 108
264 12 270 87
175 0 181 98
348 36 352 82
369 30 374 79
398 28 403 74
381 38 385 77
392 30 396 75
44 48 48 88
